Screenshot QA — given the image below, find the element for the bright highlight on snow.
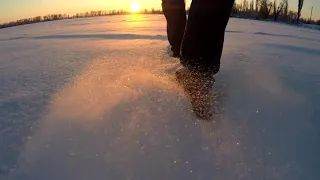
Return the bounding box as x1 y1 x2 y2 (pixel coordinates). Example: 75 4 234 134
130 2 141 13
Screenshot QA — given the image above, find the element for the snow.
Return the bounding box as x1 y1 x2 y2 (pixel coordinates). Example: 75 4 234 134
301 23 320 31
0 15 320 180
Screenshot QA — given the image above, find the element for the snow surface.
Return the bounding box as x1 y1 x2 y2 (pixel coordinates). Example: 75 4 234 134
0 15 320 180
301 23 320 31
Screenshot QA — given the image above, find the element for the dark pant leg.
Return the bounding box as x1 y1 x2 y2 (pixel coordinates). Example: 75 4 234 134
180 0 235 74
162 0 187 53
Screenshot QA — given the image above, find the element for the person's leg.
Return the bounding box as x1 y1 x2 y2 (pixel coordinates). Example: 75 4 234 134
180 0 235 74
162 0 187 56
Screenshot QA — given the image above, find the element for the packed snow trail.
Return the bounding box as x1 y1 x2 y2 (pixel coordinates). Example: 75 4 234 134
0 15 320 180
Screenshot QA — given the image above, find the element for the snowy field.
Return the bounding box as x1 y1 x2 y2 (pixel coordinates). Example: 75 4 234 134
0 15 320 180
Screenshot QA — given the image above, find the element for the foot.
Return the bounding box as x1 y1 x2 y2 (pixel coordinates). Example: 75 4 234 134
168 46 180 58
175 67 191 85
175 67 215 87
175 67 215 121
171 50 180 58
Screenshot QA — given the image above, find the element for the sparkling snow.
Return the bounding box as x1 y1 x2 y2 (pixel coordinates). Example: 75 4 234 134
0 15 320 180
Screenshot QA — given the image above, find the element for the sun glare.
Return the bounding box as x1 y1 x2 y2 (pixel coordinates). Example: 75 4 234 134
130 2 141 13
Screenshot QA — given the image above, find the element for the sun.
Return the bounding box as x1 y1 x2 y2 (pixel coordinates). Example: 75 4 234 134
130 2 141 13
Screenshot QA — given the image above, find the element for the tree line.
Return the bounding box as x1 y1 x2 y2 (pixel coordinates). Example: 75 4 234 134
1 3 319 29
0 9 163 29
231 0 320 26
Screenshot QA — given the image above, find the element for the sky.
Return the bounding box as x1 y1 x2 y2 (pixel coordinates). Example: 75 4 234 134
0 0 319 23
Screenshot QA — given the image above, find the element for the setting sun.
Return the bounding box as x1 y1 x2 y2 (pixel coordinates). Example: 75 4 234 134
130 2 141 13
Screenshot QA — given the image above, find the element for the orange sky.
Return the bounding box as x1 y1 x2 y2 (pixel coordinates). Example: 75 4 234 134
0 0 179 23
0 0 319 23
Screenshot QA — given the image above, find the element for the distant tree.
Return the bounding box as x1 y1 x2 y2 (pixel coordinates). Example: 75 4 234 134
239 3 243 12
260 0 273 19
273 0 276 16
243 0 249 11
309 6 313 22
297 0 304 23
33 16 42 22
288 10 298 23
2 5 319 30
231 2 238 16
250 0 255 12
256 0 260 11
273 0 285 21
282 0 289 21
